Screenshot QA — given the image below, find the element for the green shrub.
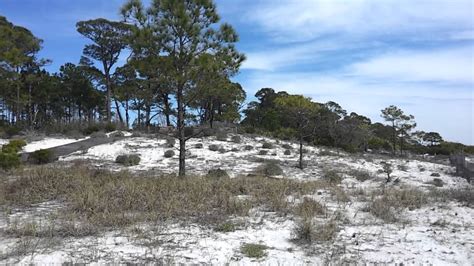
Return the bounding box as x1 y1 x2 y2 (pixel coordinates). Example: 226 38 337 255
164 150 175 158
284 150 291 155
240 243 268 258
0 151 21 170
262 142 273 149
281 144 293 150
209 144 220 151
274 128 297 140
29 149 55 164
218 147 227 154
349 169 373 182
231 135 241 143
104 123 116 133
215 221 236 232
115 154 141 166
295 197 325 218
244 145 253 151
368 137 391 151
429 178 444 187
166 137 176 148
2 139 27 153
430 172 441 177
216 132 228 141
259 150 268 155
207 168 230 179
83 125 100 135
323 170 342 184
194 143 203 149
260 162 283 176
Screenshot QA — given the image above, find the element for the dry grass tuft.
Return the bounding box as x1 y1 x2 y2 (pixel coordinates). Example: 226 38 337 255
0 166 329 230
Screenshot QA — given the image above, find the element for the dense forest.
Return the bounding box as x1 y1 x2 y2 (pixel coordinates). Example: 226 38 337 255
0 1 472 175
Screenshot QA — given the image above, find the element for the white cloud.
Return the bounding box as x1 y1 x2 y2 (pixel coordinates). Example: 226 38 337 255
244 0 473 42
350 46 474 84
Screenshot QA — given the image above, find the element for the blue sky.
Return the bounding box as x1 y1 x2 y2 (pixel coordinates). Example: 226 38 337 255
1 0 473 144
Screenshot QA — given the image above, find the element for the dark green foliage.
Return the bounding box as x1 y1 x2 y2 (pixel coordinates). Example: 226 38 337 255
115 154 141 166
166 138 176 148
2 139 26 153
209 144 220 151
240 243 268 258
281 144 293 150
207 168 230 179
259 150 268 155
0 151 21 170
284 149 291 155
104 123 116 133
29 149 55 164
194 143 203 149
430 173 441 177
231 135 241 143
261 142 273 149
244 145 253 151
83 125 100 135
260 162 283 176
164 150 175 158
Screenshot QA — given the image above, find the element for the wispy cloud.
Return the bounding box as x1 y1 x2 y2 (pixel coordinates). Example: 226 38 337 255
244 0 473 43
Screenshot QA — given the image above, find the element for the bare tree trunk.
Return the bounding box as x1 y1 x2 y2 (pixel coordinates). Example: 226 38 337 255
177 86 186 177
299 134 304 169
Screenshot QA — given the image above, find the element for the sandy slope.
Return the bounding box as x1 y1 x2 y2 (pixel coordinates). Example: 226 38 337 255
1 134 472 265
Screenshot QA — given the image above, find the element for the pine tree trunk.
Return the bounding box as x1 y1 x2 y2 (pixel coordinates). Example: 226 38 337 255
177 86 186 177
299 135 304 169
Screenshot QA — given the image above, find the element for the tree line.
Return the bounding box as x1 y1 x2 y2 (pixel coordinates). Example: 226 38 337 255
1 0 472 176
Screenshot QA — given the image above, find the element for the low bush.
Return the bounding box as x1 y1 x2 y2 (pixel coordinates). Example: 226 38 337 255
2 139 27 153
104 123 116 133
244 145 253 151
0 151 21 170
164 150 175 158
284 149 291 155
259 161 283 176
194 143 203 149
231 135 241 143
83 125 100 135
0 166 327 229
430 172 441 177
281 144 292 150
29 149 55 164
397 164 408 172
231 147 239 152
295 197 325 218
207 168 230 179
209 144 220 151
90 131 106 138
215 221 236 232
429 178 444 187
202 128 216 137
366 188 428 222
429 188 474 206
323 169 342 184
262 142 273 149
349 169 373 182
216 132 228 141
240 243 268 258
115 154 141 166
319 149 338 156
166 138 176 148
218 147 227 154
293 219 338 243
258 150 268 155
